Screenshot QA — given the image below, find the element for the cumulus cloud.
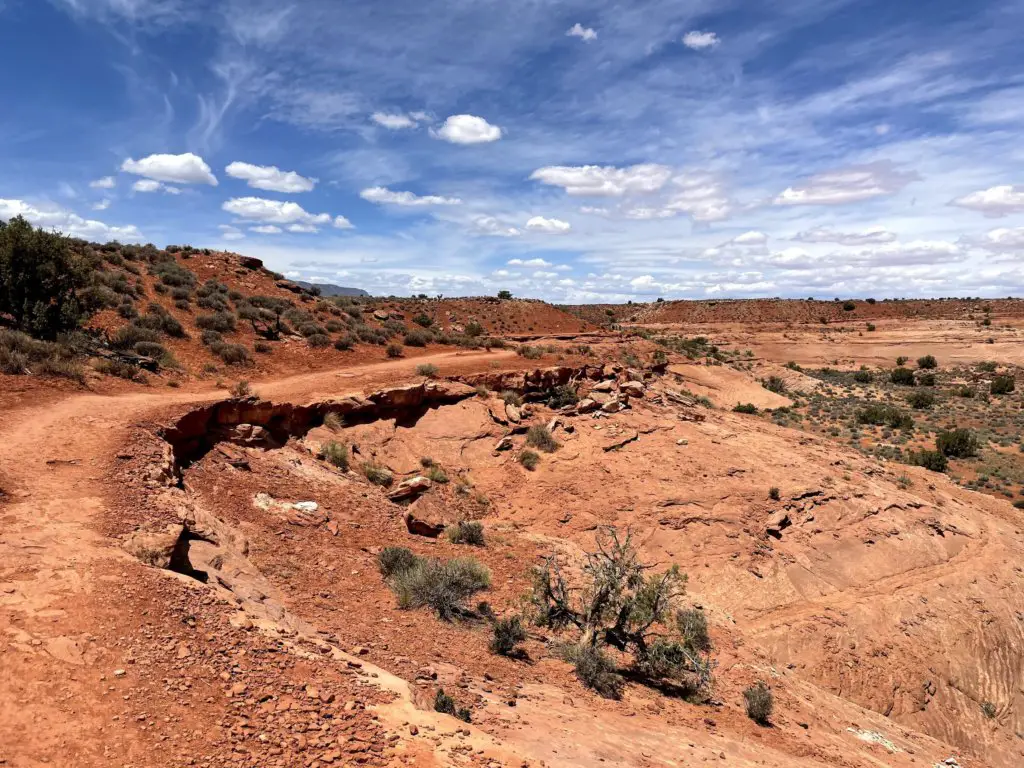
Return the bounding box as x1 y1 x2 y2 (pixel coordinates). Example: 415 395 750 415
774 162 916 205
251 225 283 234
530 163 672 197
0 198 141 241
765 241 962 271
471 216 520 237
662 174 733 221
371 111 430 130
793 226 898 245
525 216 571 234
508 258 552 267
978 227 1024 250
90 176 116 190
566 23 597 42
222 196 353 232
121 152 217 186
730 231 768 245
225 162 316 193
133 179 162 193
92 199 111 211
950 185 1024 216
360 187 461 206
432 114 502 144
218 225 245 241
682 31 719 49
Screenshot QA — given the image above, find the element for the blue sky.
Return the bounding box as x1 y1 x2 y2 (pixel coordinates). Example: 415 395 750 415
2 0 1024 301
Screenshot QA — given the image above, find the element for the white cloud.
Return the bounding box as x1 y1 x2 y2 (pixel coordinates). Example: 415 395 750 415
432 115 502 144
222 197 353 231
360 186 461 206
251 225 283 234
371 112 415 129
133 179 162 193
662 174 733 221
472 216 520 237
765 241 962 271
774 162 916 205
218 225 245 241
525 216 571 234
682 31 719 50
0 198 141 241
950 185 1024 217
530 164 672 197
566 23 597 42
978 227 1024 250
508 258 552 267
730 230 768 245
121 152 217 186
225 161 316 193
793 226 898 245
288 223 319 233
92 199 111 211
90 176 116 190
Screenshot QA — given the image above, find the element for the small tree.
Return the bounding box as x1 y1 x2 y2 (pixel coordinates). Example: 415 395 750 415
991 375 1015 395
497 290 513 300
0 216 90 338
744 681 773 724
530 528 714 698
890 367 915 386
936 428 978 458
490 616 527 656
917 355 937 369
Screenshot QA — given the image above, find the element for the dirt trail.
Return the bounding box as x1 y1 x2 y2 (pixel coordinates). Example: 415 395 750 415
0 348 514 767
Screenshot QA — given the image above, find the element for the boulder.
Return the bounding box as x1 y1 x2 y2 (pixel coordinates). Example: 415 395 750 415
388 476 432 502
621 381 645 398
576 398 599 413
123 526 186 569
494 436 515 452
505 403 522 424
591 380 615 393
601 397 628 413
403 509 445 538
373 309 390 321
625 368 645 382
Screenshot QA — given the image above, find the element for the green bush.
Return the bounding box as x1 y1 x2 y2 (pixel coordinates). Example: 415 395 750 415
547 385 579 409
212 343 250 365
196 311 236 333
991 375 1015 395
890 367 915 386
526 424 558 452
937 428 978 458
95 358 144 381
744 682 773 724
446 521 485 546
500 390 523 407
977 361 998 373
853 369 872 383
0 216 90 338
111 324 160 350
363 462 394 487
388 556 491 620
133 341 167 359
378 546 418 578
768 487 780 501
906 391 935 409
412 313 433 328
490 616 527 656
320 441 349 470
954 385 975 398
733 403 758 414
762 376 786 394
386 343 403 358
570 644 623 699
334 334 356 351
465 320 484 337
404 328 432 347
917 355 937 369
517 345 542 359
908 449 948 472
306 333 331 348
677 608 712 653
865 323 876 332
842 301 855 311
896 356 908 366
416 363 439 377
433 689 471 722
855 403 913 429
519 449 540 470
0 329 83 381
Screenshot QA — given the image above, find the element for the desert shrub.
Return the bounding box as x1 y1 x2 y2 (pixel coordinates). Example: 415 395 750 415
426 464 449 483
200 329 223 347
744 682 773 724
238 296 291 339
490 616 527 656
134 305 186 337
363 462 394 487
917 355 937 369
96 358 144 381
977 360 998 373
197 293 230 312
412 313 433 328
0 329 83 381
388 556 491 620
896 356 908 366
991 375 1015 395
519 449 540 470
906 391 935 409
306 333 331 348
981 701 997 719
517 345 543 360
465 320 484 337
526 425 558 453
297 321 326 338
334 334 356 351
378 546 418 578
937 428 978 458
196 311 236 333
890 367 915 386
174 299 191 311
954 385 974 398
676 608 712 653
865 323 876 332
856 403 913 429
917 372 936 386
569 644 623 699
404 328 432 347
908 449 948 472
110 324 160 350
446 521 485 546
532 528 713 699
416 363 439 377
768 486 780 501
386 343 403 358
213 343 250 365
733 403 757 414
762 375 786 394
500 390 523 407
150 261 196 289
117 300 139 319
133 341 167 359
842 301 855 311
229 380 252 398
497 290 512 300
853 370 872 383
325 319 345 333
254 341 272 354
170 286 192 301
324 412 345 431
319 441 349 471
547 385 579 409
433 689 471 722
982 317 992 326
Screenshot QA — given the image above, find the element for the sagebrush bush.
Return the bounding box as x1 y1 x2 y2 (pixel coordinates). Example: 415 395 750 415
334 334 356 351
212 343 250 365
569 644 623 699
991 375 1015 395
490 616 526 656
388 556 491 620
733 403 757 414
853 369 872 383
433 689 471 722
446 521 485 546
95 358 143 381
519 449 540 470
906 391 935 410
762 375 786 394
133 341 167 359
917 355 937 369
526 425 558 453
677 608 712 653
500 390 523 407
546 385 579 408
416 363 439 377
937 428 978 458
909 449 948 472
744 681 773 724
890 367 915 386
363 462 394 487
404 329 432 347
320 441 349 470
196 311 236 333
386 343 403 358
306 333 331 348
378 546 418 578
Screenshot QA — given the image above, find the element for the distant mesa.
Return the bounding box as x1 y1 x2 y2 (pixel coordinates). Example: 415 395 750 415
294 281 370 298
